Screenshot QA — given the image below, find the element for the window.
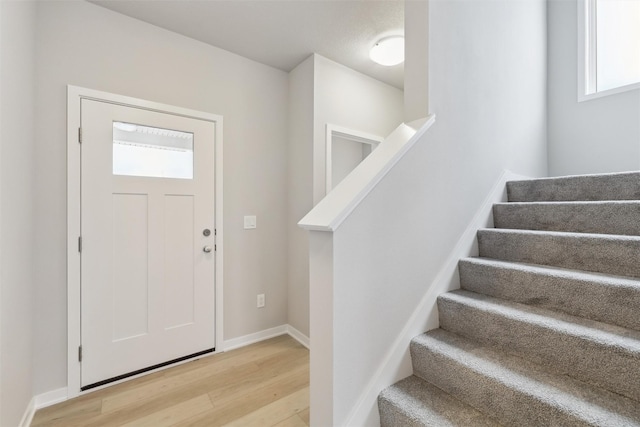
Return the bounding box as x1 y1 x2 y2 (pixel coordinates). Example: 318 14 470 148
578 0 640 100
112 122 194 179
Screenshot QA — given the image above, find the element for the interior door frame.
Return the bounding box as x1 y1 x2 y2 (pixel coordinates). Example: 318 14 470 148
66 85 224 398
325 123 383 193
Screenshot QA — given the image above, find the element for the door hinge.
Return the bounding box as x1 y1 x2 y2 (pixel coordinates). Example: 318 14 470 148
78 236 82 253
214 244 217 251
78 127 82 144
214 229 217 236
78 346 83 362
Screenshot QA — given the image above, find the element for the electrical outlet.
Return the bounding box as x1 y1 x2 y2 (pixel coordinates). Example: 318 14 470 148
244 215 257 229
257 294 265 308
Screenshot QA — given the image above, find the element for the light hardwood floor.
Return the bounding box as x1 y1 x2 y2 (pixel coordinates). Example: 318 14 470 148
32 335 309 427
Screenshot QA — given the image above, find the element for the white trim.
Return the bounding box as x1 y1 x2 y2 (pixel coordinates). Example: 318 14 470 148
222 324 309 352
67 86 82 399
343 170 532 426
18 397 36 427
35 387 68 409
19 388 69 427
577 0 596 101
577 0 640 102
579 81 640 102
325 124 384 193
223 325 288 351
287 324 310 349
66 85 224 398
300 115 435 232
214 104 225 378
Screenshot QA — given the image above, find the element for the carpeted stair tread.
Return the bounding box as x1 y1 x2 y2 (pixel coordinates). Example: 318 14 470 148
507 171 640 202
411 329 640 427
493 201 640 236
378 375 502 427
378 172 640 424
438 289 640 401
478 228 640 278
459 257 640 331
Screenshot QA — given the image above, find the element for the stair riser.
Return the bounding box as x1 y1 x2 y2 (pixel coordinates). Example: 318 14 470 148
411 341 594 426
507 172 640 202
378 376 502 427
459 259 640 331
378 400 424 427
478 229 640 278
438 294 640 402
493 202 640 235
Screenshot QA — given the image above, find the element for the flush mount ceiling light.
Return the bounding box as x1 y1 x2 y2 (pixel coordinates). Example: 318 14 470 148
369 36 405 66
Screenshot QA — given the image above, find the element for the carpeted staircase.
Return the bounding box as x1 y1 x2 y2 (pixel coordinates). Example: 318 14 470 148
378 172 640 426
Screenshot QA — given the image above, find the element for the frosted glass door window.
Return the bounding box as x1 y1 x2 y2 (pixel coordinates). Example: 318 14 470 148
113 122 194 179
596 0 640 92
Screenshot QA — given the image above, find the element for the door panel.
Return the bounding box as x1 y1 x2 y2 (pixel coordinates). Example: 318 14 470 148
112 193 149 341
163 195 196 329
80 99 215 388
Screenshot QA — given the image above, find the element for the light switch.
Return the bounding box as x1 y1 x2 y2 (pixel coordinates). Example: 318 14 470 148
244 215 257 229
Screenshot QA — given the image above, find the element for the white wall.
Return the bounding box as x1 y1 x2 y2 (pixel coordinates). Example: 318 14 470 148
287 56 314 340
34 1 289 395
0 1 37 425
404 0 429 122
287 54 403 338
331 136 371 188
548 0 640 176
313 54 404 204
308 0 547 424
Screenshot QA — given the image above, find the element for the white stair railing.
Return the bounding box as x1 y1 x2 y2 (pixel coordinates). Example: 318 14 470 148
298 115 435 426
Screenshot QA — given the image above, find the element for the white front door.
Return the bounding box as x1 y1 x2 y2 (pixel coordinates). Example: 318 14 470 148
80 99 216 389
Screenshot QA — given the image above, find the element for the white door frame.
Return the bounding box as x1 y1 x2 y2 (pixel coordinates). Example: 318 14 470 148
66 85 224 398
325 124 383 193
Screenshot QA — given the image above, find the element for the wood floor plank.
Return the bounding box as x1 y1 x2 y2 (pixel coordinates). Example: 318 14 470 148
209 360 308 408
220 387 309 427
174 360 308 427
120 394 213 427
30 397 102 427
85 347 307 426
102 334 304 414
92 347 307 426
272 413 308 427
32 336 309 427
91 363 273 425
298 408 310 425
102 350 260 413
81 365 260 427
207 349 308 403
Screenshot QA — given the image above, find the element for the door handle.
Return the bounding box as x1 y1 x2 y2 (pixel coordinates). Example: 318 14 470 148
203 246 213 253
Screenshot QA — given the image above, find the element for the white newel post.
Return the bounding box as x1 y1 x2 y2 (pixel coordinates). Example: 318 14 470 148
308 230 335 426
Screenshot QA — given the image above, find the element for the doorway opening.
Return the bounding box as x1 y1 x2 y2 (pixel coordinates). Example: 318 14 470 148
325 124 383 193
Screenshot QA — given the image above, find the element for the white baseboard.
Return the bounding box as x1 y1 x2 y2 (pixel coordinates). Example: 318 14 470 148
223 324 310 352
287 324 310 349
18 387 68 427
19 397 36 427
35 387 68 409
344 170 531 426
223 325 288 351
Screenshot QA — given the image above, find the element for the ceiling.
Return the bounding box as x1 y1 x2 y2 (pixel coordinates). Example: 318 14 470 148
89 0 405 89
